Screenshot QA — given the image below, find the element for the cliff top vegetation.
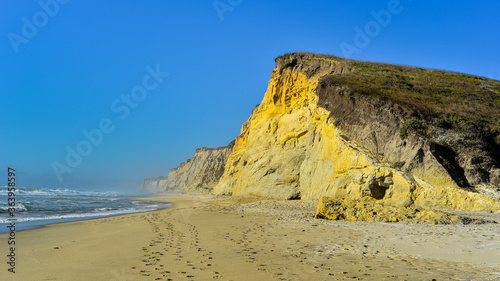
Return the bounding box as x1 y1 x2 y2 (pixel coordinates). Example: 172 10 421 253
278 52 500 138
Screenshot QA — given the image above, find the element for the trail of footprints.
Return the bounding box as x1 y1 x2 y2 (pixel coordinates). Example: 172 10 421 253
135 212 219 280
223 224 266 264
221 221 315 280
135 211 363 280
133 211 495 280
216 221 495 280
136 211 288 280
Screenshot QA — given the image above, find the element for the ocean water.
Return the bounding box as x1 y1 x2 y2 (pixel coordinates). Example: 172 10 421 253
0 186 169 233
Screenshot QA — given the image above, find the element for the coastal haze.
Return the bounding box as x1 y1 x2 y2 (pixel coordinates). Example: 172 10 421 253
1 1 500 280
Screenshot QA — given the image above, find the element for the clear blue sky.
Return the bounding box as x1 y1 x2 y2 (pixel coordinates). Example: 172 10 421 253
1 0 499 188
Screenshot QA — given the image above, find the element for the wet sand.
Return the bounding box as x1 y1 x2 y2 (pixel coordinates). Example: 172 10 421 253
1 194 499 280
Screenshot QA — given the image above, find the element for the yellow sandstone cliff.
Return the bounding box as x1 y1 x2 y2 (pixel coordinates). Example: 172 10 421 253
213 53 500 212
146 53 500 214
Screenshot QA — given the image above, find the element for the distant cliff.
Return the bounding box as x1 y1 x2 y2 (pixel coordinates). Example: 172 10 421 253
141 177 169 193
144 53 500 212
141 142 234 193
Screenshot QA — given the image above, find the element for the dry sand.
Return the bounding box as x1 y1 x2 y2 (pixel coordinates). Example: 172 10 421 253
1 194 499 280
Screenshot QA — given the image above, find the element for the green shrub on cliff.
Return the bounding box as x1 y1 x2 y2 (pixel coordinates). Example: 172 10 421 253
399 119 426 139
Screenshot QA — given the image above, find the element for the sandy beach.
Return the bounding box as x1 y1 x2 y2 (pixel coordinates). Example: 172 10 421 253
1 194 499 281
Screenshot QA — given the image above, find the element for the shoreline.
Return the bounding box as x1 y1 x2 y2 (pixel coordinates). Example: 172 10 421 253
1 194 499 280
0 196 171 234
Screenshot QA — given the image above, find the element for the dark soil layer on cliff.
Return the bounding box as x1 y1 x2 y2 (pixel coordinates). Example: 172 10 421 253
281 52 500 134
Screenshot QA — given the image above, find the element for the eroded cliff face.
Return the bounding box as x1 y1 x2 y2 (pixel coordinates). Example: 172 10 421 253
213 53 500 212
143 53 500 213
141 142 233 193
